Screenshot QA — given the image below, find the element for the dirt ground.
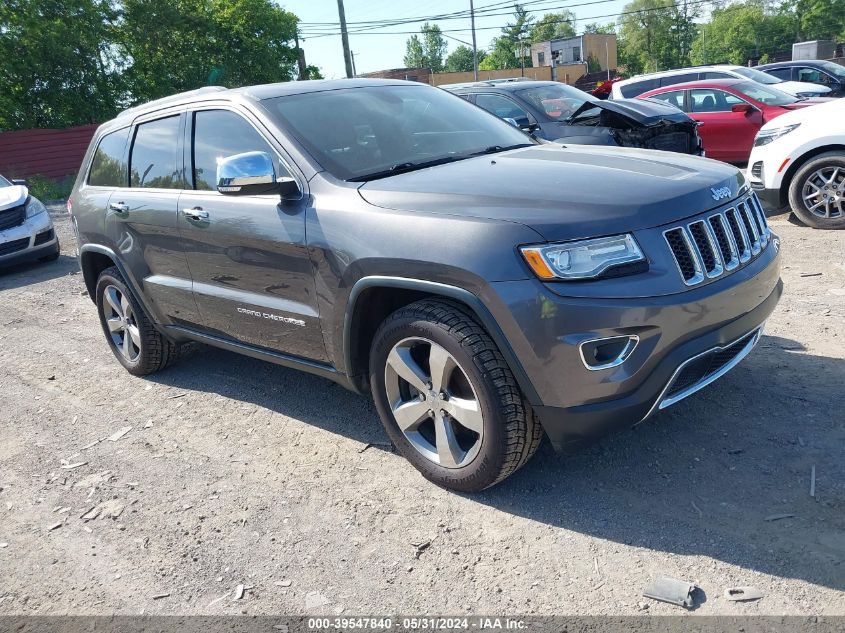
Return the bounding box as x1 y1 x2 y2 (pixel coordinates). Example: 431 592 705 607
0 205 843 616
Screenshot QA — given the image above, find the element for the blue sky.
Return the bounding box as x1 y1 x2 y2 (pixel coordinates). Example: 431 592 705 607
281 0 631 79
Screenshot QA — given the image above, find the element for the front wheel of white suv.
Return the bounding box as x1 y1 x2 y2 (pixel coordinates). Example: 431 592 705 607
369 299 543 492
788 152 845 229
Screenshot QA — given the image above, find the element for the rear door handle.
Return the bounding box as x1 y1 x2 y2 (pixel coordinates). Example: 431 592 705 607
183 207 209 221
109 201 129 213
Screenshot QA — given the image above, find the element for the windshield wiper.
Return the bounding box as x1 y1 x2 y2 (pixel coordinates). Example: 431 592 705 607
348 145 531 182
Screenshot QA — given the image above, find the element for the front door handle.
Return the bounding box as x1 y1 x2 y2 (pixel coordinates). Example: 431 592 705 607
109 201 129 213
183 207 209 221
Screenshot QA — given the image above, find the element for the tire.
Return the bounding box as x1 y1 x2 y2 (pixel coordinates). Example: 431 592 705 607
369 299 543 492
788 152 845 229
95 266 181 376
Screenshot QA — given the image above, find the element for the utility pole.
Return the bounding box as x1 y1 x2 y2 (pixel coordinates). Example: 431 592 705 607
351 50 358 77
294 31 308 81
470 0 478 81
337 0 354 79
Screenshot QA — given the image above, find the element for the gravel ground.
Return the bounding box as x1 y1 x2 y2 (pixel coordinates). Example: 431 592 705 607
0 206 843 616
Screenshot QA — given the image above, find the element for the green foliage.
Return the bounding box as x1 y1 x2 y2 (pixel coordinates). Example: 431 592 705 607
0 0 300 130
118 0 298 104
690 3 794 65
787 0 845 41
444 45 485 72
0 0 124 130
26 174 76 201
617 0 699 74
529 11 576 43
403 23 447 71
583 22 617 34
481 4 535 70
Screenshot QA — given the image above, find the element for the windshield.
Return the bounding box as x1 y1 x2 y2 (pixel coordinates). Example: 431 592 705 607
263 85 534 181
818 61 845 80
732 67 781 85
733 81 797 106
515 84 595 121
0 175 11 187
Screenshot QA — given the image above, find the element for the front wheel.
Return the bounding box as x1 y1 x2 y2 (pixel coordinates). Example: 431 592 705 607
369 299 543 492
788 152 845 229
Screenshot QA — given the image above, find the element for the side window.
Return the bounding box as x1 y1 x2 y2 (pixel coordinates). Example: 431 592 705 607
130 116 182 189
88 128 130 187
475 94 531 124
192 109 287 191
647 90 686 110
620 78 658 98
660 72 697 86
690 89 738 113
701 71 731 79
767 67 792 81
797 67 834 85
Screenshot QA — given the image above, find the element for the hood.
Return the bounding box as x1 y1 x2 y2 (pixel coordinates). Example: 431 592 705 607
781 96 835 110
759 96 845 131
777 80 832 96
0 184 28 211
358 144 745 242
568 97 692 126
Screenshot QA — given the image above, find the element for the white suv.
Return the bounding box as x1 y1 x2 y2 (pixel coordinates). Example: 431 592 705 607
611 65 832 100
747 98 845 229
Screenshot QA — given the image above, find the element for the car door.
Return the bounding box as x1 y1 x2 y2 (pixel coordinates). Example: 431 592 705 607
177 106 327 362
688 88 761 163
796 67 842 95
106 110 203 327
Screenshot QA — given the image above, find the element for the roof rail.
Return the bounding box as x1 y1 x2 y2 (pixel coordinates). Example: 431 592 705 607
118 86 228 118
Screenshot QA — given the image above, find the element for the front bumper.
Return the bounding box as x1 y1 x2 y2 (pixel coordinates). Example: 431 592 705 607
486 235 782 452
0 212 58 267
751 183 785 211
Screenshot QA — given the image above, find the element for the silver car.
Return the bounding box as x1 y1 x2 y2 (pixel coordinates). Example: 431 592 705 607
0 174 60 267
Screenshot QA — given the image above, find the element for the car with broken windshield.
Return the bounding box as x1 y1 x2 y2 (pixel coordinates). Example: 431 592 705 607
444 79 703 155
70 79 782 492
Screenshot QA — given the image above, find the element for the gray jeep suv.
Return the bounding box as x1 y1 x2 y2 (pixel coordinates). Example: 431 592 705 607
70 79 782 491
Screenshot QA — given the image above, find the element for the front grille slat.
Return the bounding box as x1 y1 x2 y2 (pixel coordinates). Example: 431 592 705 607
0 205 26 231
664 193 769 286
0 237 30 256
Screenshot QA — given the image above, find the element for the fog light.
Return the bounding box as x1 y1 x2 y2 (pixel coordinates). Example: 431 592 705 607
579 335 639 371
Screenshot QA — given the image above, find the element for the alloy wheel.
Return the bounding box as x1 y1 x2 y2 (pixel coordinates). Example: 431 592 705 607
802 166 845 219
384 337 484 469
102 285 141 362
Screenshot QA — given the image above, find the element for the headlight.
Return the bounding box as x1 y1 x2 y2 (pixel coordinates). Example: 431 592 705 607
25 197 47 218
520 234 645 280
754 123 800 147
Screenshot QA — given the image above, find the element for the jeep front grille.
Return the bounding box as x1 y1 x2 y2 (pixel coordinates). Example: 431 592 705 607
0 204 26 231
664 194 770 286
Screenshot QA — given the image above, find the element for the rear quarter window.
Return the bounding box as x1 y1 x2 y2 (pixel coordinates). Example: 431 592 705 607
620 78 659 98
88 128 130 187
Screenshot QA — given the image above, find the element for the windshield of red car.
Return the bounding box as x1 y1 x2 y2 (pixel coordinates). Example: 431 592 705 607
733 81 798 106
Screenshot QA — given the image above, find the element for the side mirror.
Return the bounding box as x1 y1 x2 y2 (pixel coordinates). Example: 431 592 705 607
11 179 27 186
217 151 300 199
731 103 753 114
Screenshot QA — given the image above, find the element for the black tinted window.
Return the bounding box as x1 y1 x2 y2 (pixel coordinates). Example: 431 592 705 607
88 128 129 187
767 67 792 80
192 110 282 191
660 72 697 86
620 78 658 98
130 116 182 189
701 72 731 79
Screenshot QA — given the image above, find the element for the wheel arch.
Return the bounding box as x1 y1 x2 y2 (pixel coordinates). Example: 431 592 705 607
781 144 845 200
342 276 540 404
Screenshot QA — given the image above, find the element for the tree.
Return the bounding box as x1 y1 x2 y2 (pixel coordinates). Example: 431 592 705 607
617 0 698 74
480 4 535 70
403 22 447 71
118 0 299 104
0 0 124 130
529 11 576 43
583 22 616 34
444 45 485 72
785 0 845 42
690 2 793 65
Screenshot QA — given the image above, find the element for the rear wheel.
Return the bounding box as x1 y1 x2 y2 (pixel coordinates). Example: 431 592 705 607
370 299 543 492
95 266 181 375
788 152 845 229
